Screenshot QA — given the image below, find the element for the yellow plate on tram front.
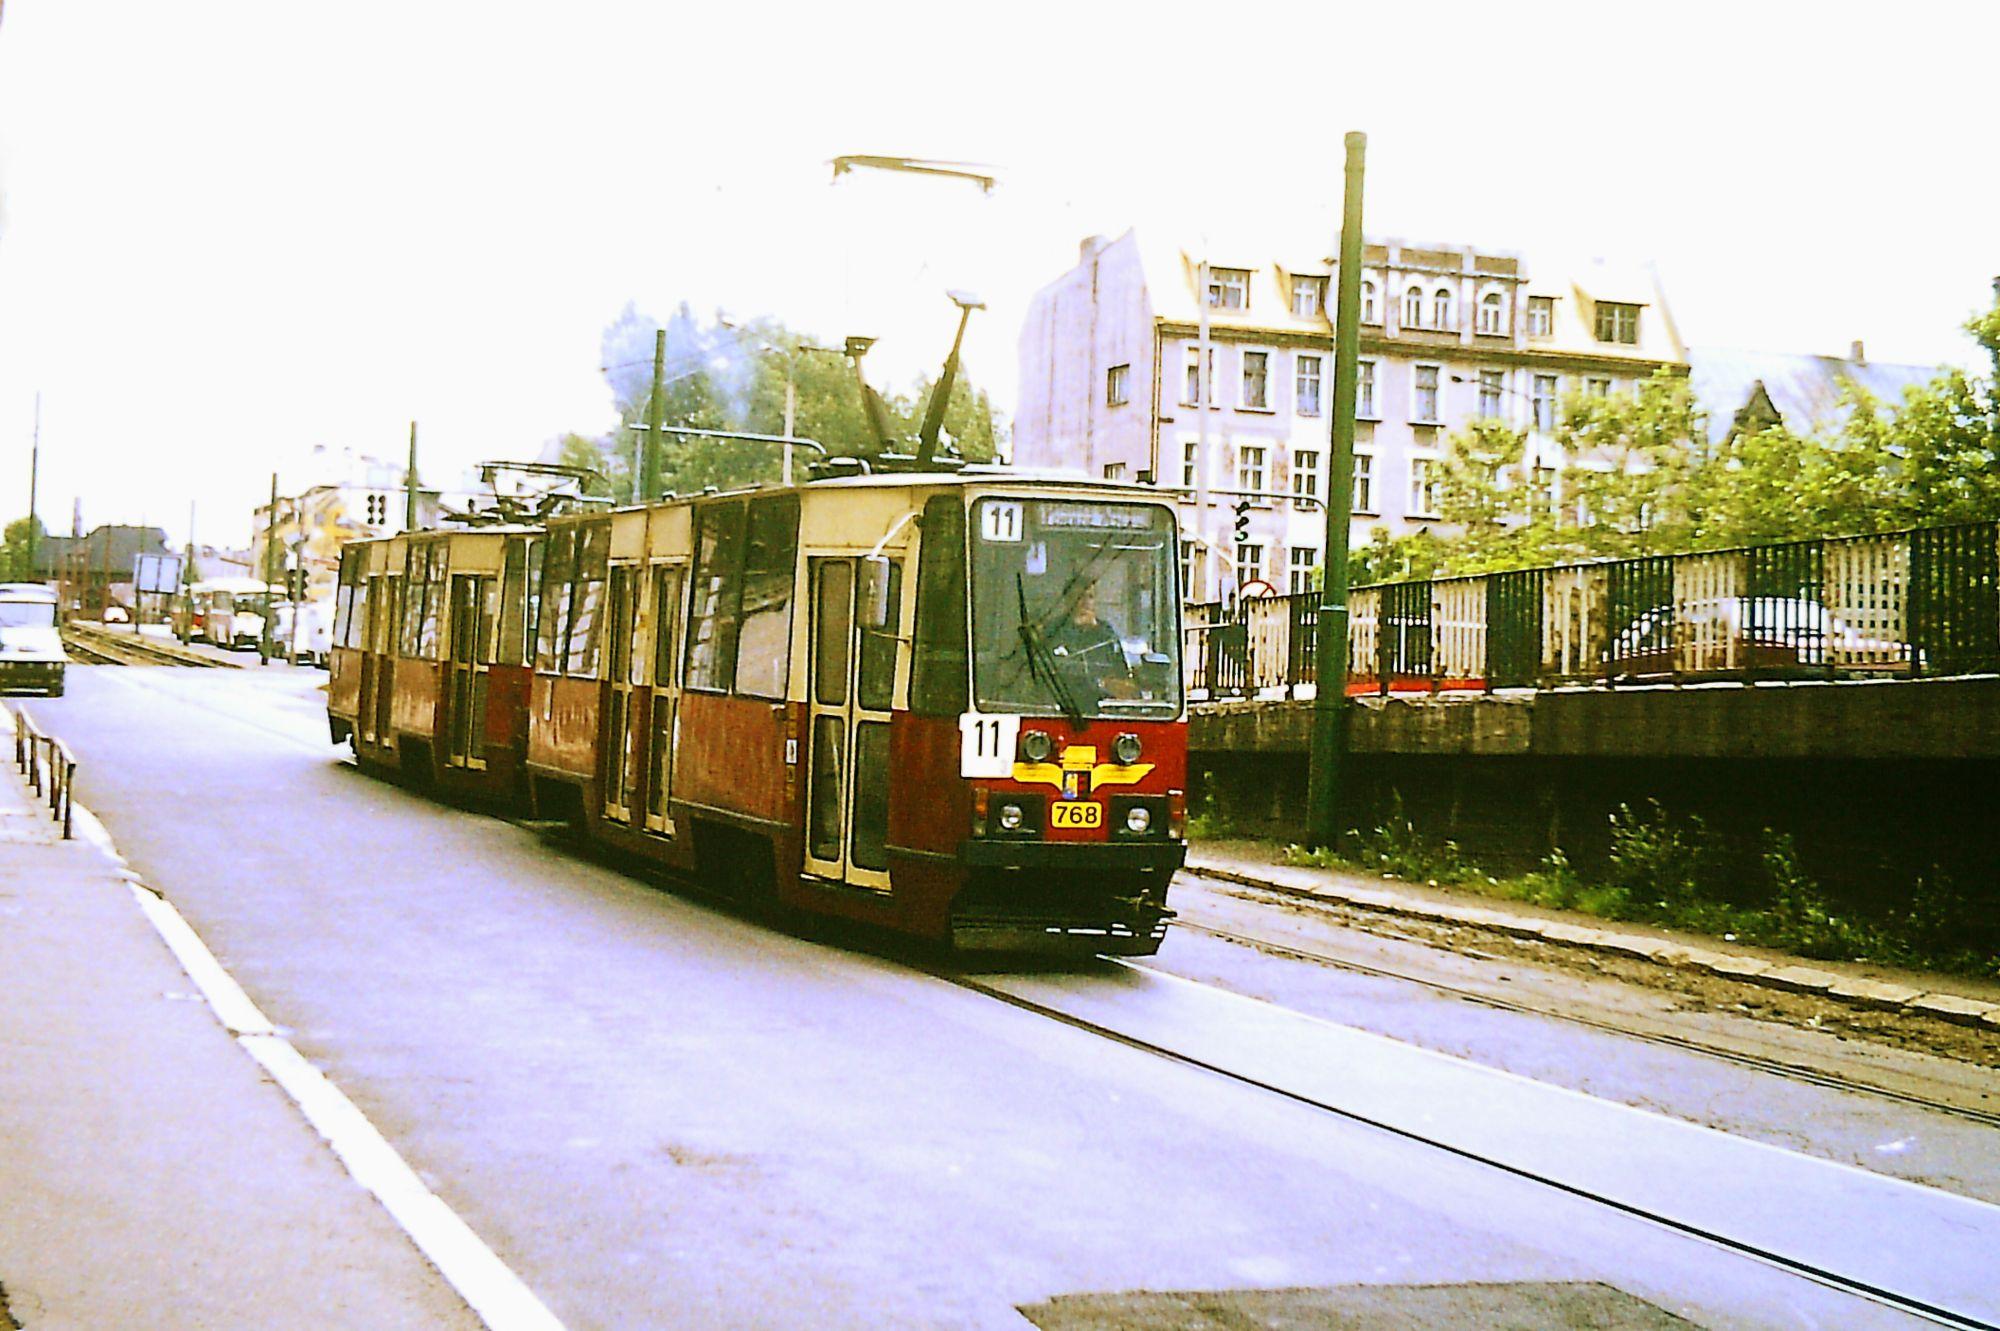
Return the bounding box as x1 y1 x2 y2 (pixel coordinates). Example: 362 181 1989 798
1050 802 1102 830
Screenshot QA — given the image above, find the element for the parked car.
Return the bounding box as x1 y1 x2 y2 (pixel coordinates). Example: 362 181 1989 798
1609 596 1910 675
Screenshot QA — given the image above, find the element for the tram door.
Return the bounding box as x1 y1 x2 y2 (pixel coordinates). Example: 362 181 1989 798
444 575 493 770
803 557 901 891
641 563 684 837
600 565 642 823
360 574 396 747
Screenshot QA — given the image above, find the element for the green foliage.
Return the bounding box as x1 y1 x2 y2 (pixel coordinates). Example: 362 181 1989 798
1285 792 1475 886
552 304 1009 498
2 515 45 580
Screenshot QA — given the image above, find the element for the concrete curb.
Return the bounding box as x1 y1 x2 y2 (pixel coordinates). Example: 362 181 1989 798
1184 855 2000 1032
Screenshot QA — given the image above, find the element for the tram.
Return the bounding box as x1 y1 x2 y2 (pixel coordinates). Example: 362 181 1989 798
328 471 1188 954
326 525 539 805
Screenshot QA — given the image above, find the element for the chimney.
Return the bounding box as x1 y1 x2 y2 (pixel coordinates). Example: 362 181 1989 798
1079 235 1108 266
1849 340 1865 364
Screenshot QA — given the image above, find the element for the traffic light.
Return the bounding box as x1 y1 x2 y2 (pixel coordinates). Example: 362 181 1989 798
365 493 385 524
287 566 306 600
1233 498 1252 542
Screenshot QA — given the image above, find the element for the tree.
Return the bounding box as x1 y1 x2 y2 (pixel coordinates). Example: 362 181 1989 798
2 515 45 580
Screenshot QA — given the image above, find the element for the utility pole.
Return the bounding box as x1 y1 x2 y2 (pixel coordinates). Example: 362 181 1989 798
782 370 798 487
641 328 667 503
1307 131 1367 850
260 473 279 665
405 421 420 530
1193 259 1212 601
25 391 39 580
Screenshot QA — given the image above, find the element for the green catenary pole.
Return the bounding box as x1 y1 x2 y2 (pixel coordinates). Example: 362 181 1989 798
261 472 279 665
641 328 667 503
405 421 420 530
1307 131 1367 849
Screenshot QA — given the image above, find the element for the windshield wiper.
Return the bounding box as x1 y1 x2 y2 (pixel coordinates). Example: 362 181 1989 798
1017 573 1085 722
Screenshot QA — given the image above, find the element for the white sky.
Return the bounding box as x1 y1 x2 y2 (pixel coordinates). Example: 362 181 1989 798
1 0 1995 547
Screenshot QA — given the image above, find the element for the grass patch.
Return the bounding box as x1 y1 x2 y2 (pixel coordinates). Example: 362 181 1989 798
1281 800 1999 978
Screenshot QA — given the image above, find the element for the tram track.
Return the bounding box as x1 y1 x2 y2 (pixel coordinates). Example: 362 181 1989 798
939 961 2000 1330
1160 902 2000 1131
62 624 232 668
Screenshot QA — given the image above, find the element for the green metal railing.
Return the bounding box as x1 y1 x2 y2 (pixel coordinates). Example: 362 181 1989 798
1183 520 2000 699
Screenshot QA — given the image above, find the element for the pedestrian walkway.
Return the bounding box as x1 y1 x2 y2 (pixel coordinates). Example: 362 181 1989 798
0 708 481 1330
1185 844 2000 1032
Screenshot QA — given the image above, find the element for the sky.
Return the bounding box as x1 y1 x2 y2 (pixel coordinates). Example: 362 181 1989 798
1 0 1995 547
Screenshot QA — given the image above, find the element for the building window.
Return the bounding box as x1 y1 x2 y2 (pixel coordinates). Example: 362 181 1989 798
1102 462 1126 481
1353 452 1375 513
1402 283 1425 328
1290 275 1325 318
1293 449 1319 508
1238 444 1266 494
1106 363 1130 405
1478 369 1504 418
1241 351 1270 410
1207 267 1250 310
1527 296 1554 338
1530 463 1557 516
1361 279 1379 324
1593 301 1640 344
1413 364 1441 423
1408 457 1440 517
1478 291 1505 335
1357 360 1377 418
1289 547 1319 594
1586 376 1612 398
1295 355 1322 416
1532 374 1558 431
1234 543 1264 588
1181 540 1198 601
1182 441 1200 490
1184 346 1214 405
1432 287 1454 330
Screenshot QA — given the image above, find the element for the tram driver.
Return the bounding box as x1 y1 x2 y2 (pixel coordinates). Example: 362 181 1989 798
1047 583 1134 697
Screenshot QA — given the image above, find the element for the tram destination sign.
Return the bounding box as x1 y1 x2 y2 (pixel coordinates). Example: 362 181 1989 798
1036 502 1156 530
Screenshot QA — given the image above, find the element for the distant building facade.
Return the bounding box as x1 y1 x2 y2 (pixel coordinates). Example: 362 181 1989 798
1016 230 1689 598
32 524 171 617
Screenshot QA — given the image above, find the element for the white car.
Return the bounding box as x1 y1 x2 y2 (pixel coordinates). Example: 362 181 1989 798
0 583 68 696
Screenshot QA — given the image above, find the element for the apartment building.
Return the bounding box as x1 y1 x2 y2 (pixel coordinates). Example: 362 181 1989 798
1016 230 1688 598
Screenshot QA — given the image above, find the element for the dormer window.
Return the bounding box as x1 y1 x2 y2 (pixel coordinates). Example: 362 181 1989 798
1207 267 1250 310
1593 301 1640 344
1289 275 1325 318
1527 296 1554 338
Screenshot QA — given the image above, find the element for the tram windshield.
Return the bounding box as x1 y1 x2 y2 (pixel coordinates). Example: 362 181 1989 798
969 497 1182 720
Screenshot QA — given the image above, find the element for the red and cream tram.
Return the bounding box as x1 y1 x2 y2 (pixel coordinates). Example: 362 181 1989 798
327 525 539 804
331 472 1188 954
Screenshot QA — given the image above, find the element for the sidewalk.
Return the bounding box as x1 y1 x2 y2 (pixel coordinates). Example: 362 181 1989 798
0 712 480 1330
1185 843 2000 1032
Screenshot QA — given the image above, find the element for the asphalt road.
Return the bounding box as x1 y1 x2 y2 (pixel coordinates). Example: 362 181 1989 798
21 666 1985 1330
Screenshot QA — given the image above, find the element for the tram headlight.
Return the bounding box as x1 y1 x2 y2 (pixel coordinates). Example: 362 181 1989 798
1113 732 1143 765
1124 805 1152 834
997 803 1025 832
1020 729 1054 763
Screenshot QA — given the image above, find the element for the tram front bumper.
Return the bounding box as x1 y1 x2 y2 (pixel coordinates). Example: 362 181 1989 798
951 837 1183 955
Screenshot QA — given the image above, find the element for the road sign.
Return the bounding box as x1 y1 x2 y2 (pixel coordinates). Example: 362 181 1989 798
133 553 183 595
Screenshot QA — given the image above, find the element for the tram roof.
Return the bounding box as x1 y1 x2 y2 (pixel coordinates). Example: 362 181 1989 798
571 468 1175 518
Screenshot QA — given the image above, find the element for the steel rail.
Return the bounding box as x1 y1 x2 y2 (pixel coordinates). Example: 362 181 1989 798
61 624 230 668
938 963 1996 1330
1169 878 2000 1130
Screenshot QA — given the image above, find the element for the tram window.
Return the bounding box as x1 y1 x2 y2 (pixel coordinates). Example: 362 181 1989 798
497 538 527 667
652 566 683 686
536 530 574 674
685 502 748 693
566 523 610 678
859 559 902 712
911 495 969 715
418 546 444 659
734 495 800 700
400 546 425 657
815 562 853 707
850 721 892 871
334 548 362 648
